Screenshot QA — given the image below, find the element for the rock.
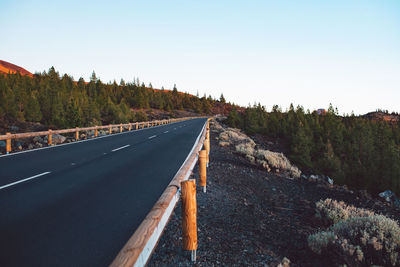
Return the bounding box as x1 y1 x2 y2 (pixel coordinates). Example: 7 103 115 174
379 190 400 207
307 174 333 185
17 145 22 150
80 133 86 139
35 142 43 148
10 126 19 132
51 134 66 145
0 141 5 148
33 136 44 144
28 144 34 150
278 257 291 267
379 190 396 202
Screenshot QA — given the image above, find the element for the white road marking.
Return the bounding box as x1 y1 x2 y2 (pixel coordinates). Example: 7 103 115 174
148 135 157 139
163 131 169 134
174 128 177 130
111 144 130 152
0 171 51 190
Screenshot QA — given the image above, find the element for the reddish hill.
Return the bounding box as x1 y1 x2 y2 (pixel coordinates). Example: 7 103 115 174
363 111 400 123
0 60 33 77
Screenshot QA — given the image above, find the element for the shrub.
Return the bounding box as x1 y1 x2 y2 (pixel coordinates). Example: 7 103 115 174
219 128 255 146
255 149 301 178
308 215 400 266
235 142 256 157
315 198 375 226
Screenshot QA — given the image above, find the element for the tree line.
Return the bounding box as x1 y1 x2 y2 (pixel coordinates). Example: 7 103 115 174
0 67 229 128
227 104 400 195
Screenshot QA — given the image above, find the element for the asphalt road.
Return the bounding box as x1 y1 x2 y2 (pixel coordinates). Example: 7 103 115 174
0 118 206 267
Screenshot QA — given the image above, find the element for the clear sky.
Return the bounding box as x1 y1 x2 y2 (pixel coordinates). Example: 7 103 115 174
1 0 399 114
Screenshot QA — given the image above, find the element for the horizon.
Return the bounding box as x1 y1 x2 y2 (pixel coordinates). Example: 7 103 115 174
1 0 399 115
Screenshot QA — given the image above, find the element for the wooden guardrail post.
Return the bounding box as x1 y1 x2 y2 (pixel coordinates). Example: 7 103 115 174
6 132 11 154
199 150 207 192
95 126 98 137
135 122 138 130
109 125 112 135
128 123 132 131
181 179 197 262
75 128 79 141
48 129 52 146
120 124 123 133
204 136 210 167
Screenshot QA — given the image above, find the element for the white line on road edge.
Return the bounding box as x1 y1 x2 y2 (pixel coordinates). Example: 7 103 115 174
163 131 169 134
0 171 51 190
111 144 130 152
148 135 157 139
130 119 207 267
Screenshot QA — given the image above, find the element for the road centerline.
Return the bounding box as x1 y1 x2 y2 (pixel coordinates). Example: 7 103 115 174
163 131 169 134
111 144 130 152
0 171 52 190
148 135 157 139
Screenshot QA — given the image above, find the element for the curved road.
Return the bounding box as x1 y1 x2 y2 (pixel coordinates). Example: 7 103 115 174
0 118 206 267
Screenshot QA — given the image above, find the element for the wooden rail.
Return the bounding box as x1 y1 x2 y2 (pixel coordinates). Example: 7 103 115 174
111 118 209 267
0 117 196 153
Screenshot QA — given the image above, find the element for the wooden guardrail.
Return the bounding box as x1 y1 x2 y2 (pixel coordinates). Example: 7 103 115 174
0 117 197 154
111 118 210 267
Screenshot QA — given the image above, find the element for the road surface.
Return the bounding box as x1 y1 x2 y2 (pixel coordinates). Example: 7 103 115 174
0 118 206 267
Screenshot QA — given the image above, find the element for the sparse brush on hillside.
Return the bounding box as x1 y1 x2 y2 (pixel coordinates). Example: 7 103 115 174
214 120 301 178
226 103 400 195
308 215 400 266
315 198 375 226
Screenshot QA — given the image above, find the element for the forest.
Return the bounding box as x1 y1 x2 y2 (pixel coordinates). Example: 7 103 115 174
227 104 400 195
0 67 228 129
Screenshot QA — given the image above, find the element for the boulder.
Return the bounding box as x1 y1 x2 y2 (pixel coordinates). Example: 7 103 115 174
33 136 44 143
379 190 400 207
10 126 19 132
52 134 66 145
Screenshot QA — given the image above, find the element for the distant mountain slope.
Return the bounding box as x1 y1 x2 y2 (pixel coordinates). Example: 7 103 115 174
0 60 33 77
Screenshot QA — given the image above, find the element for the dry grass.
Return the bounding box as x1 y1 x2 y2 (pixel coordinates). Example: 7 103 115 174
309 215 400 266
215 121 301 178
315 198 375 226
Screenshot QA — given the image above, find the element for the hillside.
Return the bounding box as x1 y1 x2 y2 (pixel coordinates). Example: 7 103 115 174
363 111 400 123
0 62 241 137
149 119 400 266
0 60 33 77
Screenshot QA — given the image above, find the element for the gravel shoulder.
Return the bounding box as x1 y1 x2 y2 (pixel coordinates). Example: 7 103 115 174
148 121 400 266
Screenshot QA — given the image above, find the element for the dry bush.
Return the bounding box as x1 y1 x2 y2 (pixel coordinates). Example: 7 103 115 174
255 149 301 178
308 215 400 266
219 129 255 146
235 142 256 157
215 122 301 178
218 141 230 147
210 120 224 132
316 198 375 226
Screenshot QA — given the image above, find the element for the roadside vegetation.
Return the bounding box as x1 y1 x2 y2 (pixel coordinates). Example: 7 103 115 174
0 68 234 129
309 198 400 266
226 104 400 195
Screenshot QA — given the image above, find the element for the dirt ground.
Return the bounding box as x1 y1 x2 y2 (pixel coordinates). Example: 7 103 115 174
148 121 400 266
